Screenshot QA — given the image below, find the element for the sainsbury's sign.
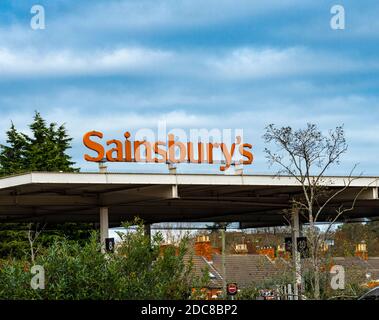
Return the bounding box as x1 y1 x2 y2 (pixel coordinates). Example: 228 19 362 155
83 130 253 171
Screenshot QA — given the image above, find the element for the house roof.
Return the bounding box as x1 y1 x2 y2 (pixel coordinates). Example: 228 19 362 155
187 253 287 289
332 256 370 269
188 253 379 289
184 254 223 288
212 254 284 288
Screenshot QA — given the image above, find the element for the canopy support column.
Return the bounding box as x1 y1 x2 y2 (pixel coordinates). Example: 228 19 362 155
100 207 109 253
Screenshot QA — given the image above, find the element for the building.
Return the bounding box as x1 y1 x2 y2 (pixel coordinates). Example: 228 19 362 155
188 236 379 299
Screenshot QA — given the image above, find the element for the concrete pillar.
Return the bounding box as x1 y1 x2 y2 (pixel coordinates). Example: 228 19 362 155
98 161 107 173
168 162 177 174
291 207 302 300
100 207 109 253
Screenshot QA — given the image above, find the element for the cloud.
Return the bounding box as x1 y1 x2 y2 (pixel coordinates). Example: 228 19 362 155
0 0 314 52
208 47 379 79
1 1 378 54
51 0 309 32
0 0 377 175
0 45 377 80
0 46 172 78
0 90 377 175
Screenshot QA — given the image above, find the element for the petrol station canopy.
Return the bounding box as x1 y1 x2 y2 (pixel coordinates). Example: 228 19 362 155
0 172 378 228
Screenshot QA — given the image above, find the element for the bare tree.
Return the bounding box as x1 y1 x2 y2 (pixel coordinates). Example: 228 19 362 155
27 223 45 263
263 123 373 299
155 222 194 245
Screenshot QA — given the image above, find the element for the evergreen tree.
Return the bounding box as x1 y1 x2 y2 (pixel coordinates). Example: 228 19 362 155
0 112 78 174
24 112 77 172
0 112 87 259
0 123 28 175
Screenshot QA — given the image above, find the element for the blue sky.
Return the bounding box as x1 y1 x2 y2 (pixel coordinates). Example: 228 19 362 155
0 0 378 175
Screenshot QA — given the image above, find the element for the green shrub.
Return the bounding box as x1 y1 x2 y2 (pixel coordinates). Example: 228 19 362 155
0 220 208 300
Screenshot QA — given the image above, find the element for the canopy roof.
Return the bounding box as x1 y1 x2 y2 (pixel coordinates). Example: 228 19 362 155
0 172 378 228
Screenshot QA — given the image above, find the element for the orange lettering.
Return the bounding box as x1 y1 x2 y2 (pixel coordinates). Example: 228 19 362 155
187 142 204 163
168 134 186 163
154 141 167 163
134 141 153 162
83 131 104 162
106 139 123 162
83 130 254 171
220 143 236 171
124 132 132 162
239 143 253 165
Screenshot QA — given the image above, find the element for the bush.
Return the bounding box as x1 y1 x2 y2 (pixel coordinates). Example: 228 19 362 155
0 220 208 300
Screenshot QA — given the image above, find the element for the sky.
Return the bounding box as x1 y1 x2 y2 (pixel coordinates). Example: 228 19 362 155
0 0 378 175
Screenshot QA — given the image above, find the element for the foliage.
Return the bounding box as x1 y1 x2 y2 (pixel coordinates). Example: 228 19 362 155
0 123 28 175
0 225 29 259
333 222 379 257
0 220 208 300
237 270 293 300
236 261 369 300
0 111 89 259
0 111 77 175
301 258 368 300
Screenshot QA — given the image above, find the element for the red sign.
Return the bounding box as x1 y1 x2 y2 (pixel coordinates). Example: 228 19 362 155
227 283 238 295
